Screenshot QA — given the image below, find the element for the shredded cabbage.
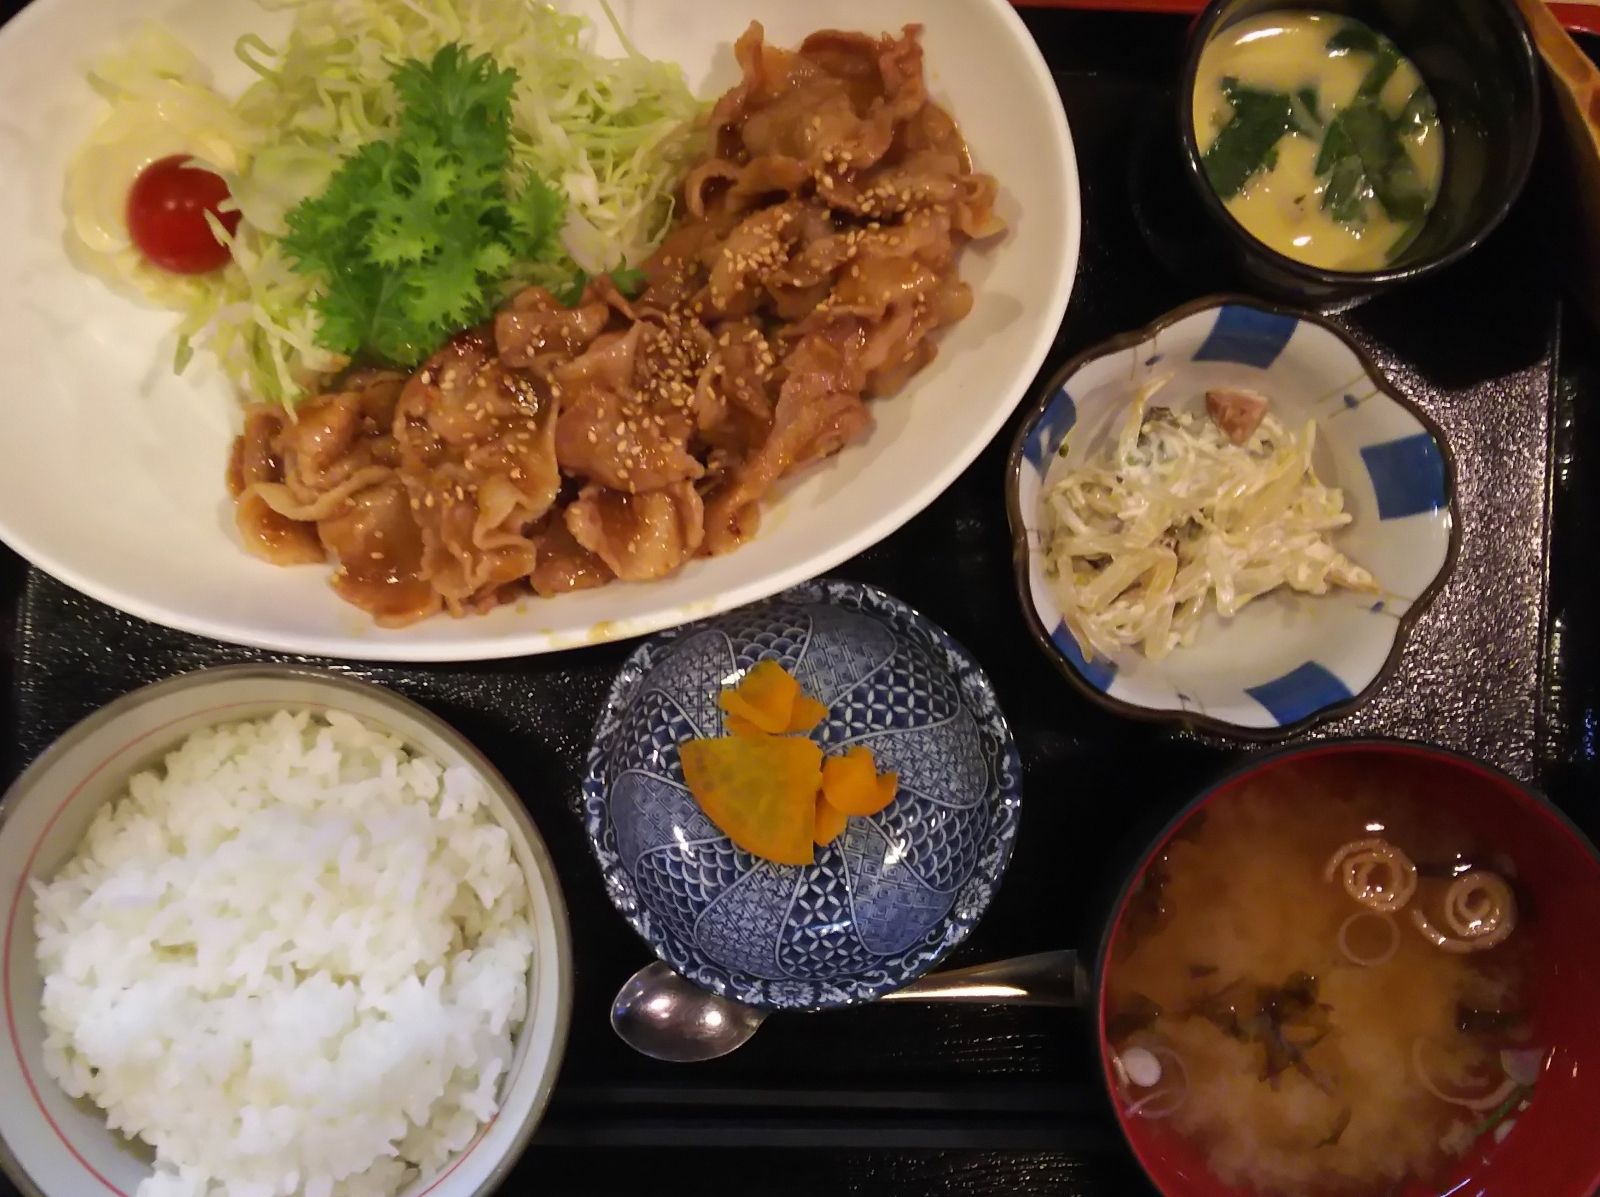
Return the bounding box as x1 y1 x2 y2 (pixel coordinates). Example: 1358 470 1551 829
1042 386 1377 662
66 0 706 406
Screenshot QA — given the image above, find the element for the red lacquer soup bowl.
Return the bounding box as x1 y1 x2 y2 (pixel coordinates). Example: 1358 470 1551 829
1095 741 1600 1197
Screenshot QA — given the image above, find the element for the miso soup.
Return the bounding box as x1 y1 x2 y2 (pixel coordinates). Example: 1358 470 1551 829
1104 761 1542 1194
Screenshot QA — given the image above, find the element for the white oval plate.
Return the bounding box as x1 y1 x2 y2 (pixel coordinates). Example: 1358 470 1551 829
0 0 1079 661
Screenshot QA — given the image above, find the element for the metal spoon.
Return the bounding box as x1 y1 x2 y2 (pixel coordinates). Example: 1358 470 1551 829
611 950 1086 1063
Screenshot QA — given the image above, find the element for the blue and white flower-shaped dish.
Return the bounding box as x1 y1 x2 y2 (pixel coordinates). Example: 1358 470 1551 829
582 579 1023 1011
1006 295 1459 739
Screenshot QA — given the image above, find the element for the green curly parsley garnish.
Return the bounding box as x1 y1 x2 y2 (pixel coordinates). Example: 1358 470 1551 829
282 44 571 369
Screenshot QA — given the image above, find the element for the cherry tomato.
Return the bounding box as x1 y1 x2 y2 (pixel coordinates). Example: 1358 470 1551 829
126 155 241 275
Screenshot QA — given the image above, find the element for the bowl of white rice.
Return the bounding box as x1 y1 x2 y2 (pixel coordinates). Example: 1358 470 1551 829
0 665 572 1197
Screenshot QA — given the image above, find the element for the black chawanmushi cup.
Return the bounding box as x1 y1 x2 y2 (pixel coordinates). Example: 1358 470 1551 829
1178 0 1541 309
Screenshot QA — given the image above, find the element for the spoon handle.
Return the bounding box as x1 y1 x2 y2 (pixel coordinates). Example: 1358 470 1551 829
879 949 1087 1008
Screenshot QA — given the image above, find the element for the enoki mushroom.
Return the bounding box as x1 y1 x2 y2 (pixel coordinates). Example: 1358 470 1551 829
1411 870 1516 954
1325 838 1418 913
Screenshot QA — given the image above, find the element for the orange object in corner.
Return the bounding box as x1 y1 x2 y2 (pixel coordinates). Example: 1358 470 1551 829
718 659 802 733
786 693 829 734
723 712 768 738
681 735 823 866
814 793 849 846
821 746 898 817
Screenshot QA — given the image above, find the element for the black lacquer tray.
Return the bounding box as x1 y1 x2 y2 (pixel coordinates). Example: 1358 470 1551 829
2 6 1598 1195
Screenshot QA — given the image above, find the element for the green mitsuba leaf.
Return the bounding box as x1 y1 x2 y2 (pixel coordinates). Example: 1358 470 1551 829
1202 77 1316 200
1315 95 1430 227
281 43 575 370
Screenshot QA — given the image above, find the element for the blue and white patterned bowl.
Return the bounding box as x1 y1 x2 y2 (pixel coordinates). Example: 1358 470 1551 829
1006 296 1458 737
582 579 1023 1010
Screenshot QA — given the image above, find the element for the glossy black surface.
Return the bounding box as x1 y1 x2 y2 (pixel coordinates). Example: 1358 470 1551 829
0 4 1595 1195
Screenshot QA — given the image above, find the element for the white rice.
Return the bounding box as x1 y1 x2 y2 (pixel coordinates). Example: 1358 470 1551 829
32 709 535 1197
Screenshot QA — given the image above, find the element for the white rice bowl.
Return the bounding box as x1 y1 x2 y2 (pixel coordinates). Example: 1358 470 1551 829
30 710 536 1197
